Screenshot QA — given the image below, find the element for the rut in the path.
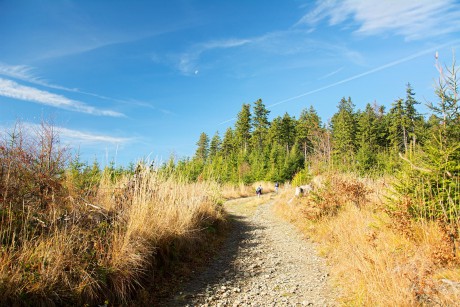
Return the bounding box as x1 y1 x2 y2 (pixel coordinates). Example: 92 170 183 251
164 196 337 307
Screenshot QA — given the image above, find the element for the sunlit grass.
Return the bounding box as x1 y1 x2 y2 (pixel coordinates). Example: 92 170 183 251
274 172 460 306
0 160 225 305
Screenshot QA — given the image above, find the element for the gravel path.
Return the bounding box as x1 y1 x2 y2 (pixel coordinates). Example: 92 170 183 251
165 196 337 306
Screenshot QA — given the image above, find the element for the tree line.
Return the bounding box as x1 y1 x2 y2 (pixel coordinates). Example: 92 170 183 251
167 82 437 183
158 54 459 229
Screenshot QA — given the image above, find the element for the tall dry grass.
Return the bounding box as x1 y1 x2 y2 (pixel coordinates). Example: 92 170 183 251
274 172 460 306
0 125 225 305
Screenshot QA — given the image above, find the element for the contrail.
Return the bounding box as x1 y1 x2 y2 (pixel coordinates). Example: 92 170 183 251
318 67 344 80
268 43 454 108
218 41 457 126
218 117 237 125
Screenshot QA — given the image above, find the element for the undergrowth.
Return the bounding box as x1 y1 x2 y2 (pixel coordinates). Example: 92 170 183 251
274 172 460 306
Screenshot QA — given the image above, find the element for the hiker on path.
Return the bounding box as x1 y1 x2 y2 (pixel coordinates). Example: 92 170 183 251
256 185 262 197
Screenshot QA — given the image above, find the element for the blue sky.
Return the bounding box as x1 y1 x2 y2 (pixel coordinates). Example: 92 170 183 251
1 0 460 166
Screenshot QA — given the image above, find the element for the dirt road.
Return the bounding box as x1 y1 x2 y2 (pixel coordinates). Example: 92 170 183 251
165 195 337 306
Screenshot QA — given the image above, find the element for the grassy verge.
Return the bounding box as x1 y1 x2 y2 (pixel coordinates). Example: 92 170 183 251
1 157 225 305
274 172 460 306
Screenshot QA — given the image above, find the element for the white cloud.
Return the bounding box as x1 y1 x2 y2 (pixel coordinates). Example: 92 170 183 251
0 62 172 115
57 126 133 144
0 78 124 117
0 62 137 107
201 38 252 50
174 31 365 76
0 122 133 145
299 0 460 40
0 63 79 92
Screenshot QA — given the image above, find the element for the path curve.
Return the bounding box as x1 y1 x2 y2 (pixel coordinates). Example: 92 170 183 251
165 196 337 306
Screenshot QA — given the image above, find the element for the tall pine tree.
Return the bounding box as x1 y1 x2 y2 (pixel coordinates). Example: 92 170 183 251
296 106 321 164
331 97 357 166
356 103 378 172
235 104 252 154
194 132 210 162
209 131 221 160
251 99 270 151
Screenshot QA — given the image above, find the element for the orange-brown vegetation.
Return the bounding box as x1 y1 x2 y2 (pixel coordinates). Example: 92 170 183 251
274 172 460 306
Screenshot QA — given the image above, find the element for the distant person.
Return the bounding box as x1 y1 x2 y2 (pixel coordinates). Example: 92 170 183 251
274 182 279 193
256 185 262 197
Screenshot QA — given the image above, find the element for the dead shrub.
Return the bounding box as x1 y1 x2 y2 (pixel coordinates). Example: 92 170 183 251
298 173 369 220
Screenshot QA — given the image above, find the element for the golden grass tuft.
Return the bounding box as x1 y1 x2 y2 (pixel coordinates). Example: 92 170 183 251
274 172 460 306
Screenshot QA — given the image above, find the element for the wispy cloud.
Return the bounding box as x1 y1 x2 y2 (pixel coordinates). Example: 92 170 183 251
0 62 80 92
298 0 460 40
175 30 364 76
0 62 129 104
57 126 133 144
176 38 252 75
0 78 124 117
0 122 133 145
0 63 175 116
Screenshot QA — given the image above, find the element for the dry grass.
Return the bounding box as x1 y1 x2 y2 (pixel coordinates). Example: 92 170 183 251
274 172 460 306
0 163 225 305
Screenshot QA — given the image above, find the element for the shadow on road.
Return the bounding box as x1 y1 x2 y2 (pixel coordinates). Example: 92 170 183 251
162 211 266 306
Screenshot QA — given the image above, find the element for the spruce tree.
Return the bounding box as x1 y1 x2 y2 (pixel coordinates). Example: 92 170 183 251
356 103 378 172
331 97 357 166
296 106 321 164
194 132 210 162
252 99 270 150
280 113 297 154
373 103 390 149
235 104 252 154
388 98 405 153
209 131 222 160
396 55 460 226
404 83 422 148
268 116 283 146
221 127 235 155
